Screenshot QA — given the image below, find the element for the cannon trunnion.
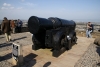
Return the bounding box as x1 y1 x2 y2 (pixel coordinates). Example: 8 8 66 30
28 16 77 57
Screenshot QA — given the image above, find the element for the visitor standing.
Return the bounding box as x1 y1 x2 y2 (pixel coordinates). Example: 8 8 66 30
17 19 23 33
1 17 12 42
10 20 16 34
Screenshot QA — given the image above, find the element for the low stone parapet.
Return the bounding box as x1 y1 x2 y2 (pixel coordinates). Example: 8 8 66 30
74 43 100 67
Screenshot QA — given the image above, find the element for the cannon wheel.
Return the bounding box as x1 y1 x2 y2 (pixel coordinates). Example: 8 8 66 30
32 36 41 50
72 35 77 44
66 39 72 50
60 36 65 48
67 33 77 50
52 35 66 57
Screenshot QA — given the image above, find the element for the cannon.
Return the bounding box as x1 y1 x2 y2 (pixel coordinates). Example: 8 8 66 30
28 16 77 57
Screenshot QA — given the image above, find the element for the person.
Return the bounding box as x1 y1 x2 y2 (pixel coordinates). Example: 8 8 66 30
17 19 23 33
10 19 16 34
14 20 18 33
86 22 93 38
1 17 12 42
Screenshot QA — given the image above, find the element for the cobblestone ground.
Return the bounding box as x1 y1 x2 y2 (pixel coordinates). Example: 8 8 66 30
0 50 13 66
74 44 100 67
0 32 32 51
0 32 33 67
0 60 12 67
0 32 100 67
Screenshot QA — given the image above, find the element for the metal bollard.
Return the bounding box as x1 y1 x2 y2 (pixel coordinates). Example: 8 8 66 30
12 43 23 67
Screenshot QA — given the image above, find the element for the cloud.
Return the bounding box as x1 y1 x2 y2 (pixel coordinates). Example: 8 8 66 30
1 6 23 10
1 3 13 10
3 3 11 7
22 2 36 6
1 3 22 10
1 7 15 10
1 7 8 9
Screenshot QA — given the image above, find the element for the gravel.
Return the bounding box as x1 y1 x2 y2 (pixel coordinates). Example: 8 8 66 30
74 44 100 67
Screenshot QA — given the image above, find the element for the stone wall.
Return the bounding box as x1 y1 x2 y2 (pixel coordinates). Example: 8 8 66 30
76 24 100 32
74 44 100 67
21 27 29 32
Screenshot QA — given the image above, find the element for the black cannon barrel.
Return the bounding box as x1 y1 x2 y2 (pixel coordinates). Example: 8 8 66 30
48 17 62 28
28 16 53 34
57 18 76 27
48 17 76 28
28 16 76 34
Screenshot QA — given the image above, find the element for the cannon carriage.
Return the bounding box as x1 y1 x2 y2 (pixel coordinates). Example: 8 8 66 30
28 16 77 57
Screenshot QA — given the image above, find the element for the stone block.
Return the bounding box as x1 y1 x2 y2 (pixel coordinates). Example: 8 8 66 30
94 37 100 46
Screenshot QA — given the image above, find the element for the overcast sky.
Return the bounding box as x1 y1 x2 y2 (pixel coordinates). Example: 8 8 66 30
0 0 100 22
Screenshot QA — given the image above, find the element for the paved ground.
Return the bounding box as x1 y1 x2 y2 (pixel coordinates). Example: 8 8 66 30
0 32 99 67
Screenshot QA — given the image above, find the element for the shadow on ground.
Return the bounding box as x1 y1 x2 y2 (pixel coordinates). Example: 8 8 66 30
0 43 12 48
13 36 27 41
0 36 4 39
96 46 100 66
43 62 51 67
96 46 100 56
13 53 37 67
0 53 12 62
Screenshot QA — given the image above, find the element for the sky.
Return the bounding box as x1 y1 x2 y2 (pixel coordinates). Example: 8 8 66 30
0 0 100 22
